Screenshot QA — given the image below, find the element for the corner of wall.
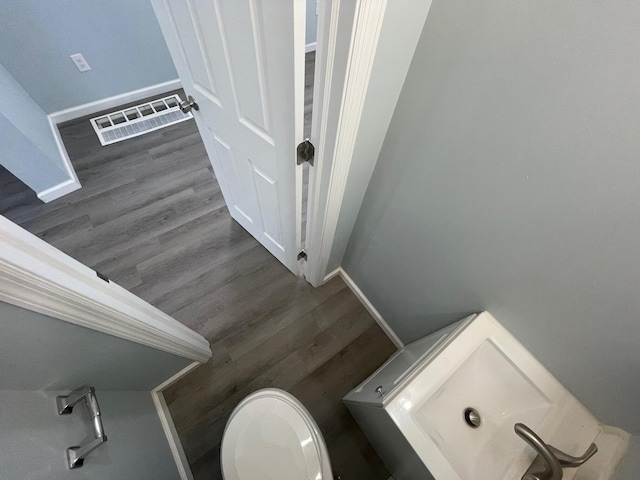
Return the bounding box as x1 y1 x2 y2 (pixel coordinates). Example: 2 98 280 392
337 267 404 349
33 115 82 203
36 178 82 203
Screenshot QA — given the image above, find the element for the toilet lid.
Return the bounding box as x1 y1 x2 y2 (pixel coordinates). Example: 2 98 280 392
221 390 324 480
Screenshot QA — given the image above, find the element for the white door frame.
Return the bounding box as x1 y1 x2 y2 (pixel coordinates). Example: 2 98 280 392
305 0 434 286
0 215 212 363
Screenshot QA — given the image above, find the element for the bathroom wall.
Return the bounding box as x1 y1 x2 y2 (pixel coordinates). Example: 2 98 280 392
0 390 178 480
0 300 192 478
0 63 68 193
0 115 68 193
342 0 640 432
0 0 177 113
0 301 192 390
306 0 318 47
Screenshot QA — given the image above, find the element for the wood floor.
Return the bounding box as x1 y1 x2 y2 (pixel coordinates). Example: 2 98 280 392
0 53 396 479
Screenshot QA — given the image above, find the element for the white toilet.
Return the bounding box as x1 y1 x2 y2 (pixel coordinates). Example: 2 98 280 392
220 388 333 480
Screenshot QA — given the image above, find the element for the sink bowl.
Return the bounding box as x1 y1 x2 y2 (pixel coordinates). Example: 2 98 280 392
415 340 554 479
385 312 601 480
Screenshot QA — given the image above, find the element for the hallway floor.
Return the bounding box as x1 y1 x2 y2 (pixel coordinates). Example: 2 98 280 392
0 54 396 479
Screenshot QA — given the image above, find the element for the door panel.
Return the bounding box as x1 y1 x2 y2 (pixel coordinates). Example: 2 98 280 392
217 0 273 139
165 0 221 104
210 133 254 225
250 163 283 250
152 0 304 273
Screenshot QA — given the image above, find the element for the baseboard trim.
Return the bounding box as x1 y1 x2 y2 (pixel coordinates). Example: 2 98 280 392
305 41 317 53
34 112 84 203
152 361 202 480
37 178 81 203
337 268 404 349
323 267 340 283
47 115 80 182
48 79 182 125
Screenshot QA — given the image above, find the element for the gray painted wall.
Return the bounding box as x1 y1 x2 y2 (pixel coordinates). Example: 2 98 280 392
343 0 640 433
0 0 177 113
0 115 68 193
0 63 68 192
0 390 179 480
0 64 65 172
0 301 192 478
306 0 318 46
0 301 192 391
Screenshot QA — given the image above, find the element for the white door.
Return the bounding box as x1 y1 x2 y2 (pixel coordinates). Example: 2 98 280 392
151 0 305 274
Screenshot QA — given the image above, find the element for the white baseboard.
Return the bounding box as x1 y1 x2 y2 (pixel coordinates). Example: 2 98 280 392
37 114 83 203
37 177 81 203
337 268 404 349
152 361 202 480
48 79 182 125
305 42 317 53
323 267 341 283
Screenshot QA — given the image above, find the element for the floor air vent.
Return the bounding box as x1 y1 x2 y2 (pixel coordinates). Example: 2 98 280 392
90 95 193 146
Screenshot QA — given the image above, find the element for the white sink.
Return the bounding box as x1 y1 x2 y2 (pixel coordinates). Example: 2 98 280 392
414 340 554 479
383 312 608 480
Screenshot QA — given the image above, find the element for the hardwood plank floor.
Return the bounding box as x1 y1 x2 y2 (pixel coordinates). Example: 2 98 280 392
0 52 397 479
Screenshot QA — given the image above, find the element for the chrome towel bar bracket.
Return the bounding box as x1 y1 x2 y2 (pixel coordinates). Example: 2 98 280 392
57 386 108 469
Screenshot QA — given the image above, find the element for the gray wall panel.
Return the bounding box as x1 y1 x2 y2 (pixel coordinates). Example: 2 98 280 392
343 0 640 432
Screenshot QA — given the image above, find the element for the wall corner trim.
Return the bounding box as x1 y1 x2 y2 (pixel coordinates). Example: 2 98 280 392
0 215 212 363
34 112 83 203
337 267 404 349
323 267 340 282
152 362 201 480
36 178 81 203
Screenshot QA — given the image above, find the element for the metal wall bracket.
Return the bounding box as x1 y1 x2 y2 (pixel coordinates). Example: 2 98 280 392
57 386 108 469
297 139 315 166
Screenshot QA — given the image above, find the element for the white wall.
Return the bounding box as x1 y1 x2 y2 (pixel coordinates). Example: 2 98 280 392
0 390 179 480
343 0 640 433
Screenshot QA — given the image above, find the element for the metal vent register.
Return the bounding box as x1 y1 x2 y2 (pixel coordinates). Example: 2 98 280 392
90 95 193 146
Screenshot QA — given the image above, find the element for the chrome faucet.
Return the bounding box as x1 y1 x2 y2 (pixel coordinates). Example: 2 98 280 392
514 423 598 480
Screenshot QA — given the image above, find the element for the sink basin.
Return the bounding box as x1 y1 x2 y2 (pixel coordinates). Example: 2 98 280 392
415 340 554 479
385 312 602 480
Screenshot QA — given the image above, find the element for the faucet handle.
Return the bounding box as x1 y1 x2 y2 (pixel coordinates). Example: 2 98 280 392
549 443 598 468
514 423 598 480
514 423 563 480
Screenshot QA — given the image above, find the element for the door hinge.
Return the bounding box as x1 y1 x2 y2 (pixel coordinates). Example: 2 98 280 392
297 250 308 261
296 140 314 166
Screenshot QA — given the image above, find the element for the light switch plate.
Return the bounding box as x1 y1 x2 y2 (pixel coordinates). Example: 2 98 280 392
70 53 91 72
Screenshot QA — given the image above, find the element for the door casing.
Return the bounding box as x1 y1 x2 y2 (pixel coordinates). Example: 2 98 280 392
304 0 435 285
